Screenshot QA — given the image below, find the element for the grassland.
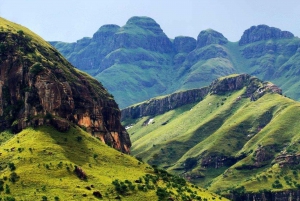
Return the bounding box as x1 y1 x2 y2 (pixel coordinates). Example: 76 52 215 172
0 125 227 201
124 82 300 195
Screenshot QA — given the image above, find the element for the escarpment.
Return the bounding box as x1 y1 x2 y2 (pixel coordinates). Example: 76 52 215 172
122 74 282 121
0 17 130 153
121 87 209 121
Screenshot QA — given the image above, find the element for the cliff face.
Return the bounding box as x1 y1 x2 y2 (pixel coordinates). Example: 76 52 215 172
0 17 130 153
121 87 209 121
239 25 294 45
227 190 300 201
121 74 281 121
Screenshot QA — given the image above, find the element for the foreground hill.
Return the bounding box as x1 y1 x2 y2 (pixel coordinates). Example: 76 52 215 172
0 126 227 200
0 17 227 201
51 17 300 108
122 74 300 196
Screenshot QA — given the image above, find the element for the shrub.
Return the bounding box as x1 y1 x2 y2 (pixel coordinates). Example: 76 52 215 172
5 184 10 194
156 187 170 200
8 163 15 171
30 63 44 75
9 172 19 183
76 136 82 142
184 158 197 171
272 180 283 189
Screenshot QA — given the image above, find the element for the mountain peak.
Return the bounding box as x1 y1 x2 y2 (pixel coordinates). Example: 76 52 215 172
125 16 163 34
239 24 294 45
197 29 228 48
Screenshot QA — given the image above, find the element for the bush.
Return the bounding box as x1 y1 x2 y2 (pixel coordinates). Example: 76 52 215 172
156 187 170 200
184 158 197 171
9 172 19 183
5 184 10 194
30 63 44 75
8 163 15 171
76 136 82 142
272 180 283 189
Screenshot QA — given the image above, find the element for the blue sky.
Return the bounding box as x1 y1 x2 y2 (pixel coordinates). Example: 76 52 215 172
0 0 299 42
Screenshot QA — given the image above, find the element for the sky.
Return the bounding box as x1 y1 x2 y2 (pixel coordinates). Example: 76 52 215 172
0 0 299 43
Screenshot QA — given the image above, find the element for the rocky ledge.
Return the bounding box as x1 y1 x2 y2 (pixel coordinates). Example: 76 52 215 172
122 74 282 121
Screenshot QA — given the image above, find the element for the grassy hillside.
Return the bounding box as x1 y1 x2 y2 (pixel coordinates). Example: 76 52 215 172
123 76 300 195
0 125 227 201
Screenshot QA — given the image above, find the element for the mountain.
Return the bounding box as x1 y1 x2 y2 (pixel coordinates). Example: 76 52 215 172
122 74 300 196
50 17 300 108
0 17 228 201
0 17 130 153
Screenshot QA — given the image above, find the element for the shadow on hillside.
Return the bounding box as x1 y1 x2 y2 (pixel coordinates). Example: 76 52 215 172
43 126 92 166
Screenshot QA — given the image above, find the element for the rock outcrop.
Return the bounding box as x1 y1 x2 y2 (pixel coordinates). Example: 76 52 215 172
197 29 228 48
239 25 294 45
173 36 196 53
121 87 208 121
0 17 131 153
121 74 282 121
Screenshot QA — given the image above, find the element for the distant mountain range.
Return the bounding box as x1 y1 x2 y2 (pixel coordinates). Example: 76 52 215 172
50 16 300 108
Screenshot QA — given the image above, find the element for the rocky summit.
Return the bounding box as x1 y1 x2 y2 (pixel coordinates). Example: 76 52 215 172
0 17 131 153
51 17 300 109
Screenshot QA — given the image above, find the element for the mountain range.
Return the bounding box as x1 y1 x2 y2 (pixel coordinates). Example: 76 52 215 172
0 17 226 200
50 16 300 109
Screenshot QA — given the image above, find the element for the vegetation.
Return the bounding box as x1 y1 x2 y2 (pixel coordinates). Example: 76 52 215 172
0 125 226 200
51 18 300 109
123 75 300 195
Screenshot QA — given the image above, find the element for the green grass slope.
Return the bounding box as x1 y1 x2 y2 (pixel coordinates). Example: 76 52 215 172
0 126 226 201
123 75 300 195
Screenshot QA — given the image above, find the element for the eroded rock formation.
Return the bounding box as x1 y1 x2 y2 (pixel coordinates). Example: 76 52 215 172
0 18 131 153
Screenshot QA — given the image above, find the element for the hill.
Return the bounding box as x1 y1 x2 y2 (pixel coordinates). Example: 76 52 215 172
50 17 300 108
0 126 227 200
0 17 227 200
0 17 130 153
122 74 300 196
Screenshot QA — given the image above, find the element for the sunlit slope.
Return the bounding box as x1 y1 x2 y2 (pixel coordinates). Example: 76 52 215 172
125 78 300 194
0 126 227 201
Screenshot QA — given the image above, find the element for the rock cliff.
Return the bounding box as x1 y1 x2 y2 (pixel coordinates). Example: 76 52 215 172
0 17 131 153
121 74 281 121
197 29 228 48
121 87 209 121
239 25 294 45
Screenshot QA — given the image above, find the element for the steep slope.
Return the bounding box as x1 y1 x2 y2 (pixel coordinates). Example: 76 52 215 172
51 17 176 108
122 74 300 195
0 17 228 201
0 17 130 153
236 25 300 101
51 19 300 108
